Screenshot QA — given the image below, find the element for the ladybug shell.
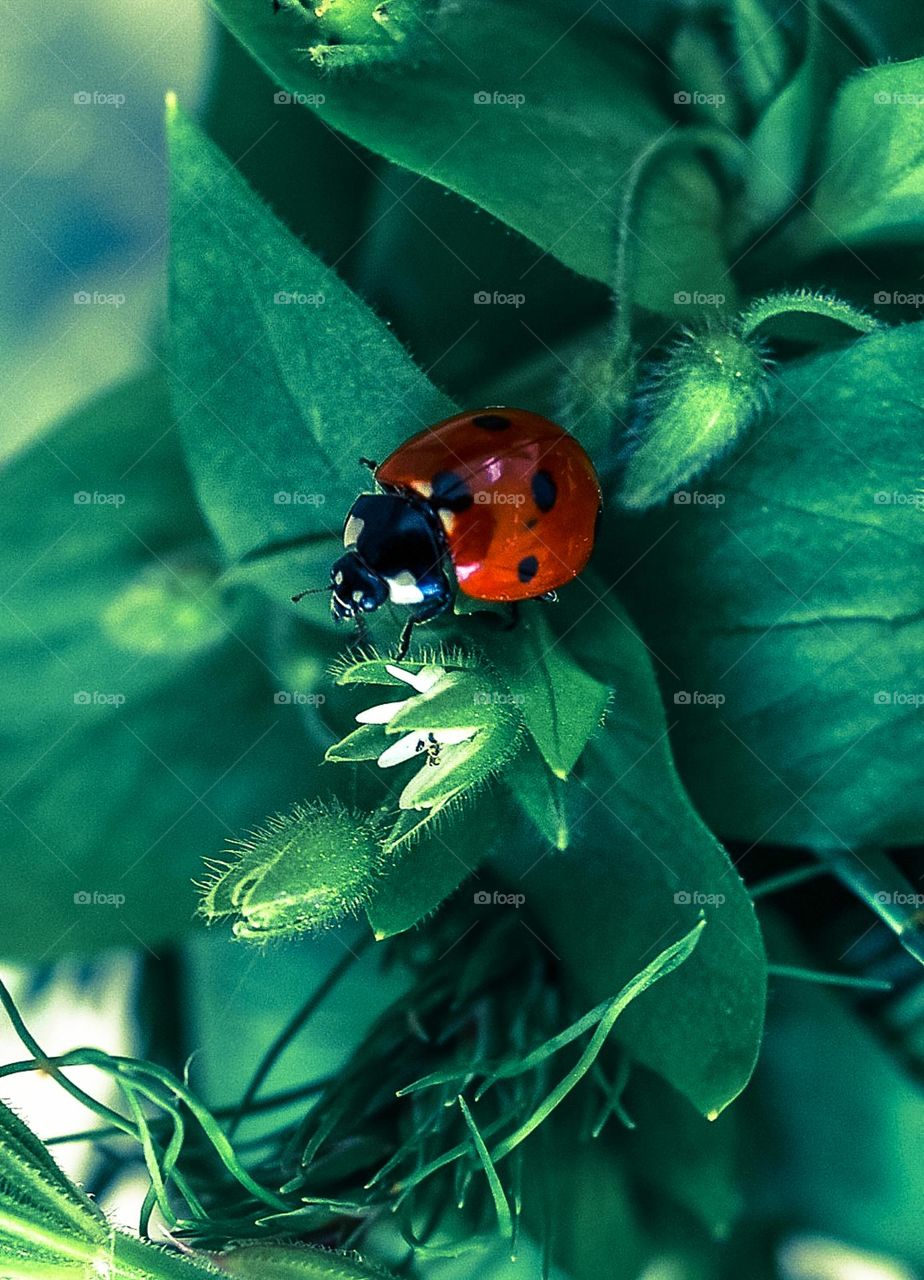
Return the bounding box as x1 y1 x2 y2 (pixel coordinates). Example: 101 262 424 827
375 409 602 602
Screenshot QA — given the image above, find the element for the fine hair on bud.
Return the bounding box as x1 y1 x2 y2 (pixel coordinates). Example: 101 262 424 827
617 321 771 510
199 798 388 943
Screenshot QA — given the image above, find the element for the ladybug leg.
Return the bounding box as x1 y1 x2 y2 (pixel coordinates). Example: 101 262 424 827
351 613 369 649
396 617 417 662
502 602 520 631
358 457 379 474
537 590 559 604
394 591 452 661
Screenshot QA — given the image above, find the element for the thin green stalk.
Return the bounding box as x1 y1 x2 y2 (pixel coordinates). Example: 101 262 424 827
768 964 892 992
490 920 704 1161
229 937 369 1138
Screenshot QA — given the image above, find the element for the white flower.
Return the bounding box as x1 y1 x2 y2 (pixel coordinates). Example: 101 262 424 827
355 664 477 770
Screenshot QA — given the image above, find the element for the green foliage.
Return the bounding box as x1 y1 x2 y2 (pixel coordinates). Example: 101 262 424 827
490 590 767 1118
6 0 924 1275
0 372 313 958
801 56 924 251
210 0 677 288
614 322 924 848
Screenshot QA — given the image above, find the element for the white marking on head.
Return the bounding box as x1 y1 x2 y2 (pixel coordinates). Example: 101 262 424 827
343 515 365 548
387 571 425 605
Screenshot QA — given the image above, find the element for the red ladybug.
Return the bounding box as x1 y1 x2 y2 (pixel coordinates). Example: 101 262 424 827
300 408 602 656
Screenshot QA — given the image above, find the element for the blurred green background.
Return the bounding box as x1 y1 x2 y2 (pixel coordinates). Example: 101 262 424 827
0 0 208 456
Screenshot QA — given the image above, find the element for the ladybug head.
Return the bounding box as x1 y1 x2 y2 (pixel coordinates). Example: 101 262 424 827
330 552 390 622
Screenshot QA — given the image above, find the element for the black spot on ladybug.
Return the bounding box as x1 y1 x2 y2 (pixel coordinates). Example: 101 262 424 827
531 469 557 513
472 413 511 432
526 517 539 530
431 470 474 512
518 555 539 584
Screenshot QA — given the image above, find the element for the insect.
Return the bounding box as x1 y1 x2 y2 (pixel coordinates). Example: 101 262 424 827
415 733 443 767
294 408 602 658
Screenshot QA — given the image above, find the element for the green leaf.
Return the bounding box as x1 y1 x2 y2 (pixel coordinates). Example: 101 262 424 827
209 0 668 287
481 605 611 778
493 588 767 1117
216 1243 395 1280
506 743 570 850
613 321 924 848
730 0 790 112
629 146 737 319
366 803 505 939
795 57 924 253
624 1071 742 1239
167 99 453 585
0 372 313 959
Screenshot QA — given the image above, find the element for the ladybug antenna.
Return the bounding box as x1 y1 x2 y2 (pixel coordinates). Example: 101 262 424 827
291 584 334 604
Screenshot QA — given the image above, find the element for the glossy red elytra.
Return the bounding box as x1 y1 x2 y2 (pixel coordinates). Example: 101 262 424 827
295 408 602 655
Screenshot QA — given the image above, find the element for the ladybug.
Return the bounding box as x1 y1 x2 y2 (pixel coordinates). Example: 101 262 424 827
296 408 602 656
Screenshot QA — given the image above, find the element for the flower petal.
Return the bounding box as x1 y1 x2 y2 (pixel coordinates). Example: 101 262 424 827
356 699 408 725
385 663 445 694
377 732 427 768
